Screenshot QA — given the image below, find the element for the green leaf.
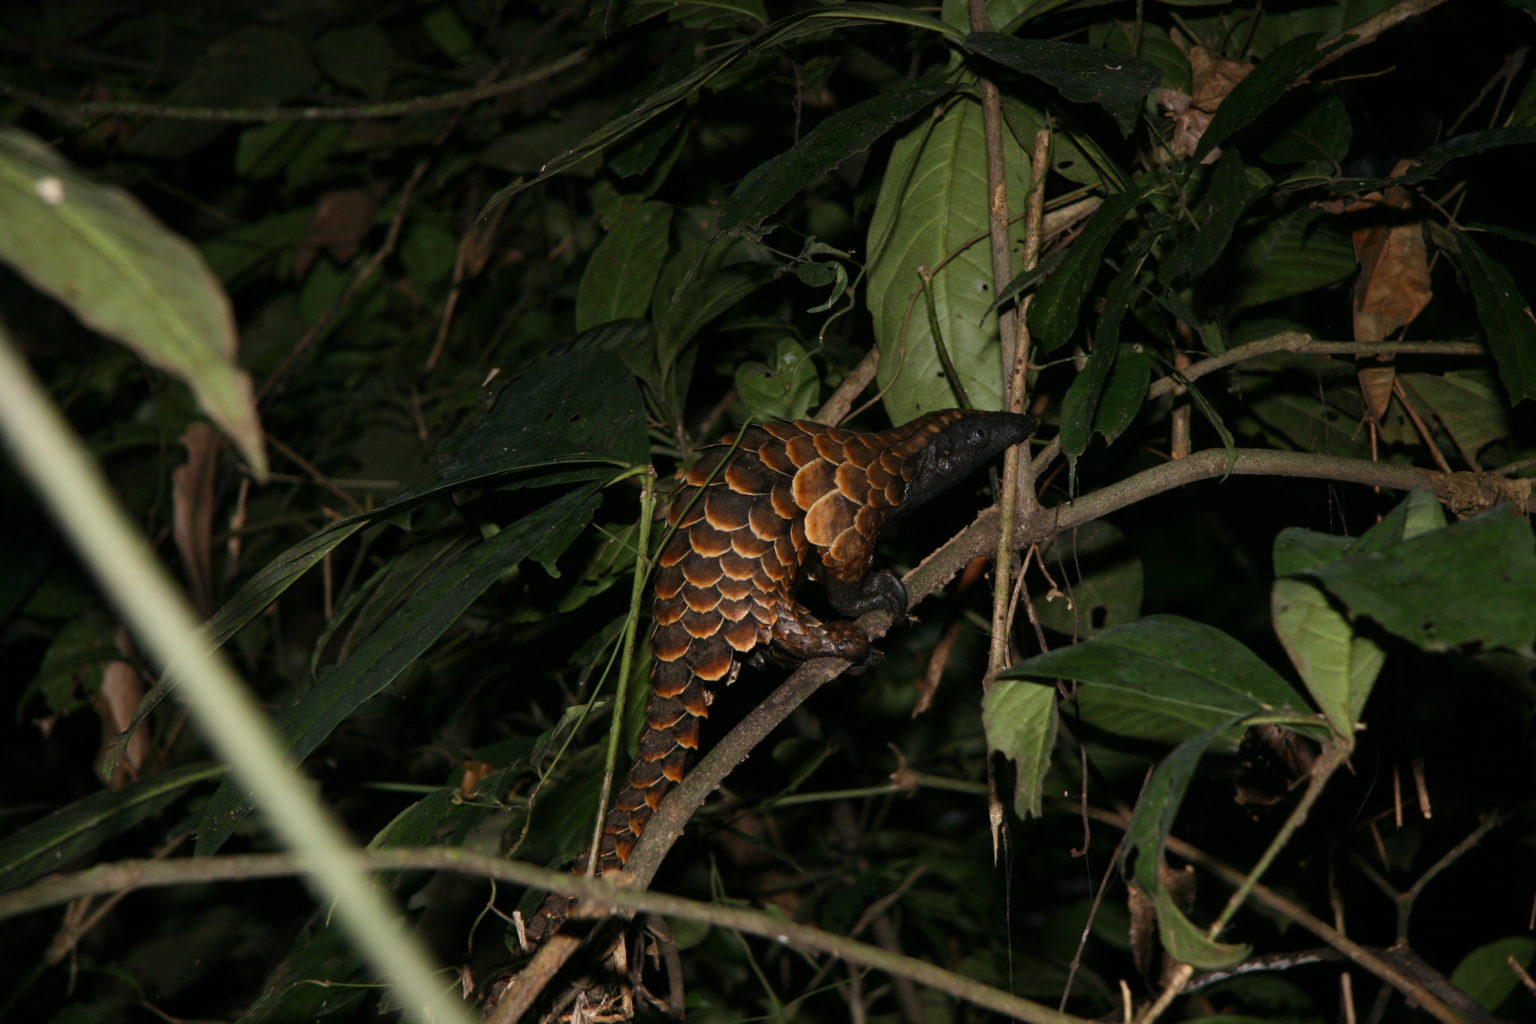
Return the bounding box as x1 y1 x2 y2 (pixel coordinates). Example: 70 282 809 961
1125 717 1253 967
1000 615 1307 745
1060 229 1157 457
1455 231 1536 404
1161 153 1272 281
1154 882 1252 969
1449 935 1536 1011
435 343 650 482
1307 506 1536 651
1272 527 1353 576
1260 90 1352 166
721 81 955 233
1027 183 1151 352
1034 520 1144 638
1092 342 1152 444
314 22 394 98
0 126 267 477
736 338 820 420
121 27 317 159
982 679 1058 819
481 3 961 214
1195 34 1343 161
1354 488 1445 551
962 33 1163 136
1271 578 1382 742
194 484 603 853
1232 207 1354 309
576 201 673 331
0 763 226 891
1396 371 1511 461
866 97 1030 421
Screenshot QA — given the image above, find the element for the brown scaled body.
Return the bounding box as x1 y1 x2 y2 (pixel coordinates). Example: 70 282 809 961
521 409 1035 947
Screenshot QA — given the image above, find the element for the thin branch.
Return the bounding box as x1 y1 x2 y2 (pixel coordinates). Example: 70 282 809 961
1146 333 1486 403
0 48 591 127
913 446 1441 603
1077 805 1476 1024
0 846 1097 1024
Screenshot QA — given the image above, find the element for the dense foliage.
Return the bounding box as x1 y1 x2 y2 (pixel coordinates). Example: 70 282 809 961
1 1 1534 1022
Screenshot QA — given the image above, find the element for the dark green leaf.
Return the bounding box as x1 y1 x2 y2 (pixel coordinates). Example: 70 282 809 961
1000 615 1306 745
1455 231 1536 404
1092 342 1152 443
963 33 1163 135
1450 935 1536 1012
1027 183 1152 352
314 22 394 98
575 201 673 330
1260 90 1352 166
721 82 954 233
1232 207 1354 309
1307 505 1536 651
1125 717 1253 967
982 679 1058 819
1161 153 1272 282
1195 34 1344 162
1060 230 1156 456
0 764 226 891
194 484 603 853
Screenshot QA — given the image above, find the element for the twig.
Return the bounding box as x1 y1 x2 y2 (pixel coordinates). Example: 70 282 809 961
1077 804 1475 1024
0 49 591 127
0 846 1097 1024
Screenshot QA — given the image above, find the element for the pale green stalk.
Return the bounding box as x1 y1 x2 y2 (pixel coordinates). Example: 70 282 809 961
0 326 468 1024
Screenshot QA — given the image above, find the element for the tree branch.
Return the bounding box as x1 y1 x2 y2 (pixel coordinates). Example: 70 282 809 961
0 845 1096 1024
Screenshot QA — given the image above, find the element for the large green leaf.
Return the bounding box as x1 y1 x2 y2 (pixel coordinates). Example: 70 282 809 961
721 81 955 234
0 126 267 477
962 33 1162 136
575 201 673 331
1000 615 1307 746
1455 231 1536 405
0 764 226 892
866 96 1031 421
1306 506 1536 651
1232 207 1354 309
1125 717 1253 968
1026 183 1151 352
1271 578 1382 742
194 484 603 853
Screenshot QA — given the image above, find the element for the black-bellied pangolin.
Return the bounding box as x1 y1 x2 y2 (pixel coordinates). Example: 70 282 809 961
521 409 1036 947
